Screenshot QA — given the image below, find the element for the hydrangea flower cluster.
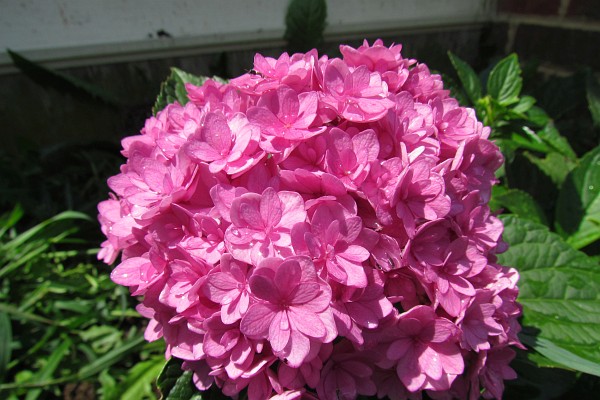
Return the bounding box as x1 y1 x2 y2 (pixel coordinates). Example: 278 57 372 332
99 40 522 400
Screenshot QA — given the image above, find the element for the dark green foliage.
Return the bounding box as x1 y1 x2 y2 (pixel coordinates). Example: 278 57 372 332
284 0 327 53
0 207 164 399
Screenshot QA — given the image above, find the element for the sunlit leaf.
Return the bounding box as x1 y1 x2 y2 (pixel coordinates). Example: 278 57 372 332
487 53 522 106
498 216 600 375
556 146 600 249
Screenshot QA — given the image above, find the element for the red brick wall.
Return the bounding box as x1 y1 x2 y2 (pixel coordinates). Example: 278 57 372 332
496 0 600 71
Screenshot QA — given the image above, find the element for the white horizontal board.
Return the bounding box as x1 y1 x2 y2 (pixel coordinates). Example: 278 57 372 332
0 0 494 71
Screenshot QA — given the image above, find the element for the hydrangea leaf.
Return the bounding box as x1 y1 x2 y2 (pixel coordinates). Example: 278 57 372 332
284 0 327 53
447 51 481 105
498 215 600 376
490 186 547 225
487 53 522 106
512 95 536 114
555 146 600 249
441 72 470 106
536 123 577 160
0 312 11 381
523 151 576 187
153 68 211 115
586 72 600 127
156 358 203 400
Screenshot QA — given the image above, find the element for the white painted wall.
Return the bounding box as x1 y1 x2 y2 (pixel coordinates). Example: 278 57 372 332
0 0 495 71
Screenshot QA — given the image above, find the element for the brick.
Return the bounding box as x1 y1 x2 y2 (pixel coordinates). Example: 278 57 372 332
512 24 600 70
567 0 600 20
497 0 560 15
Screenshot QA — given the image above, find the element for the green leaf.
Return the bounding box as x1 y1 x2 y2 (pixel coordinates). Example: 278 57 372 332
527 106 551 127
98 370 118 400
512 95 536 114
586 72 600 127
25 338 72 400
109 356 165 400
0 312 11 381
524 151 576 187
509 129 551 154
78 334 145 379
157 358 203 400
490 186 548 225
487 53 522 106
497 216 600 376
0 205 23 240
7 49 121 107
441 73 469 106
537 123 577 160
447 51 481 104
521 334 600 376
556 146 600 249
284 0 327 53
153 68 212 115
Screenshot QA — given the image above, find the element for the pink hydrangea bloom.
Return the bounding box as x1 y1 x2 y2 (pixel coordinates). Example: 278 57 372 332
319 58 395 122
386 306 464 392
240 256 336 367
99 39 521 399
247 85 324 156
224 187 306 265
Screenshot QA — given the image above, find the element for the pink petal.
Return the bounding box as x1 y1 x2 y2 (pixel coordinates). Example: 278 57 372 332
270 311 291 352
418 346 443 381
240 303 276 338
289 307 326 338
203 113 232 152
111 257 147 286
284 330 310 367
289 282 320 304
260 187 283 227
187 141 222 162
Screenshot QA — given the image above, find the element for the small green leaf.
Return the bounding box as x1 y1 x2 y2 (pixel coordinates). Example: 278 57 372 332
111 356 165 400
0 312 11 381
490 186 547 225
498 216 600 375
586 72 600 127
447 51 482 104
487 54 522 106
78 334 145 379
153 68 213 115
284 0 327 53
0 205 23 240
512 95 536 114
556 146 600 249
527 106 551 127
25 338 72 400
510 129 551 154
